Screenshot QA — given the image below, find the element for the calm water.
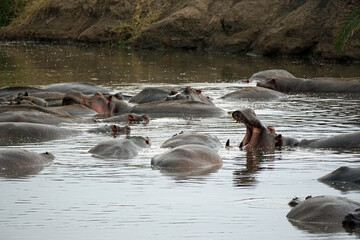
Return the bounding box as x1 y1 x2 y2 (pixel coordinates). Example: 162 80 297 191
0 43 360 240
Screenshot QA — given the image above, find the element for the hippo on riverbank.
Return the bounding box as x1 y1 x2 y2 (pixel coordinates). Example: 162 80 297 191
151 144 222 170
161 132 221 149
232 108 275 149
89 136 150 159
0 149 55 177
286 195 360 232
250 69 360 93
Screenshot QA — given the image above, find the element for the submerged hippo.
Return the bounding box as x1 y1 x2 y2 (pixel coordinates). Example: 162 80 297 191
131 100 225 118
286 195 360 232
63 91 131 116
87 125 131 136
318 167 360 184
42 82 110 94
100 113 150 124
0 122 79 145
161 132 221 149
0 109 81 125
151 144 222 170
276 132 360 149
0 149 55 176
129 87 176 104
250 69 360 93
232 109 275 149
89 136 150 159
221 87 286 101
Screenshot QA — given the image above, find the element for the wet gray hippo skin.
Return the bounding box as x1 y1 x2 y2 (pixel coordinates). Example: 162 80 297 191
131 100 225 118
100 114 149 124
0 111 76 125
318 167 360 184
129 86 214 105
63 91 131 116
250 69 360 93
0 122 79 145
286 195 360 232
87 125 131 136
161 132 221 149
232 109 275 149
151 144 222 170
275 134 300 147
0 149 55 176
129 87 176 104
89 136 150 159
42 82 111 94
221 87 286 101
299 132 360 149
0 86 45 98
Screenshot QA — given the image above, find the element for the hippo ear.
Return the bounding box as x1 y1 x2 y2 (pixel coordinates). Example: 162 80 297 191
128 114 136 122
196 89 202 94
24 91 29 96
225 139 230 148
269 79 276 86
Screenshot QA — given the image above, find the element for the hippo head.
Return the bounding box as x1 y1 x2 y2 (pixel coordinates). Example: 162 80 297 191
62 90 86 105
110 125 131 136
127 114 150 124
343 209 360 231
232 108 275 149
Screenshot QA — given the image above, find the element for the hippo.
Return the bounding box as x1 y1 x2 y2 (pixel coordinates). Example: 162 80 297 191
286 195 360 232
151 144 223 170
62 91 131 116
14 92 48 107
131 100 225 118
100 113 149 124
0 122 79 145
0 110 76 125
318 167 360 184
299 132 360 149
276 131 360 149
87 125 131 136
129 87 176 104
250 69 360 93
88 136 150 159
232 109 275 149
275 134 300 147
0 86 44 98
221 87 286 101
0 149 55 176
42 82 111 94
161 132 221 149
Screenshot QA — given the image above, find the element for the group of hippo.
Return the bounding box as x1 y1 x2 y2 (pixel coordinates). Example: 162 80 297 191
0 69 360 233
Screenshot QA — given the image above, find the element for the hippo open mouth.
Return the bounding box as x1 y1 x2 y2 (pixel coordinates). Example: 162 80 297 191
232 108 275 149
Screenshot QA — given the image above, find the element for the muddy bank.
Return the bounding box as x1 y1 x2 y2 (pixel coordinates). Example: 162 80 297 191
1 0 359 60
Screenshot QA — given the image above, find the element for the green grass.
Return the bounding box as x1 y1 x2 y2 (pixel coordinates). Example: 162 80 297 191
0 0 29 27
335 6 360 52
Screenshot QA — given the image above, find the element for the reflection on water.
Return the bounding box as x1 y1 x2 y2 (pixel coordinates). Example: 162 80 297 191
0 43 360 240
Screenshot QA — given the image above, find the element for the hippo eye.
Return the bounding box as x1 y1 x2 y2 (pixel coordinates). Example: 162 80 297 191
355 208 360 212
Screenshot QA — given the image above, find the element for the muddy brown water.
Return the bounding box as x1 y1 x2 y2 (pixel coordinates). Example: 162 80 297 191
0 43 360 239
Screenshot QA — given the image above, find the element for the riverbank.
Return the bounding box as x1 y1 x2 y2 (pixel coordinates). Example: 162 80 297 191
1 0 359 61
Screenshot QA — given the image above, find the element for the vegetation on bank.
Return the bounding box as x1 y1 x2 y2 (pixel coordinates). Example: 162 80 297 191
117 0 169 46
335 6 360 52
0 0 49 28
0 0 29 27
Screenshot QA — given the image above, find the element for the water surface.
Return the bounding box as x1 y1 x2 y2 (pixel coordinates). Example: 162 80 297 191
0 43 360 240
